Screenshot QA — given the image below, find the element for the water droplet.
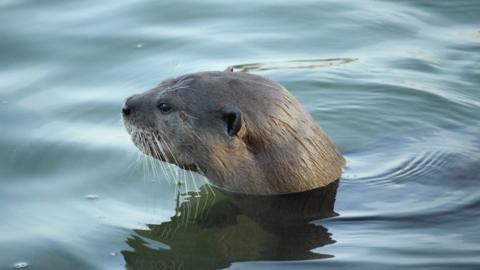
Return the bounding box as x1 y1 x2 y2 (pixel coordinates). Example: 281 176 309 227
110 252 117 256
84 194 100 200
136 43 143 48
13 262 29 269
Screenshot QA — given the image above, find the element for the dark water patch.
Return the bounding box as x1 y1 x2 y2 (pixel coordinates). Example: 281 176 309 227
122 182 339 269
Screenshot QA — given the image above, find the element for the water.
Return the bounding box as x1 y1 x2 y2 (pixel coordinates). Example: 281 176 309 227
1 0 479 269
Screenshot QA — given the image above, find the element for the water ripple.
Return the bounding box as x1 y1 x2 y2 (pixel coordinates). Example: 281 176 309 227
232 58 358 72
342 126 480 187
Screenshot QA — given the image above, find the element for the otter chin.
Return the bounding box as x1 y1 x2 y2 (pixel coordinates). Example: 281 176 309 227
122 67 345 195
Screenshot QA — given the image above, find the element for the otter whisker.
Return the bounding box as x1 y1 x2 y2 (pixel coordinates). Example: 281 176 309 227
159 132 186 192
145 142 159 179
180 170 191 225
202 184 216 219
152 136 175 185
140 134 154 178
133 127 189 191
143 136 156 181
189 168 199 196
172 77 193 90
139 134 150 184
149 134 169 181
205 179 216 198
170 188 182 235
200 184 210 216
191 175 201 220
163 77 193 96
136 127 170 184
181 165 190 194
160 134 182 175
157 135 181 185
136 128 165 183
149 135 164 180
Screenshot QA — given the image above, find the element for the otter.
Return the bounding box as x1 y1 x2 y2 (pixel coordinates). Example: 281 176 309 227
122 68 345 195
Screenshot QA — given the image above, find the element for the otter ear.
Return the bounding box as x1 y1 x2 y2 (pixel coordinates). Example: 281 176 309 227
221 107 243 137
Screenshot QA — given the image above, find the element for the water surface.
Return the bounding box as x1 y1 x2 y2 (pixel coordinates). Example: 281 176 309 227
1 0 480 269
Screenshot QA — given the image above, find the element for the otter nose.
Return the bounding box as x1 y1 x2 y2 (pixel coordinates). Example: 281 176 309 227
122 95 140 117
122 104 131 116
122 96 135 116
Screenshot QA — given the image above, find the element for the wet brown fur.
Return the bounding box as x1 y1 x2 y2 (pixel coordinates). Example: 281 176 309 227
122 70 345 195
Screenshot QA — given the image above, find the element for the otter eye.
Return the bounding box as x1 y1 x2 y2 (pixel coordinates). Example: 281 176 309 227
157 103 172 114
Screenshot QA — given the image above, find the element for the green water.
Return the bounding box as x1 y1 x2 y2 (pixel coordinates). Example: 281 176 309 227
1 1 480 269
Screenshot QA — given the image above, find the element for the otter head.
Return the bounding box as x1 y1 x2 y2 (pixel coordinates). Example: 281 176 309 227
122 72 250 173
122 69 345 195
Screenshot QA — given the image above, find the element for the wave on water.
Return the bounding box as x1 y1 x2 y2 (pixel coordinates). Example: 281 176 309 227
342 126 480 187
232 58 358 72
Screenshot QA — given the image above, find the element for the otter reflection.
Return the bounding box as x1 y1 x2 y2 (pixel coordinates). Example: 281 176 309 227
122 180 339 270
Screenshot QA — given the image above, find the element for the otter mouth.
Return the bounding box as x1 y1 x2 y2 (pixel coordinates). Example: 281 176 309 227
123 122 171 162
123 121 198 172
